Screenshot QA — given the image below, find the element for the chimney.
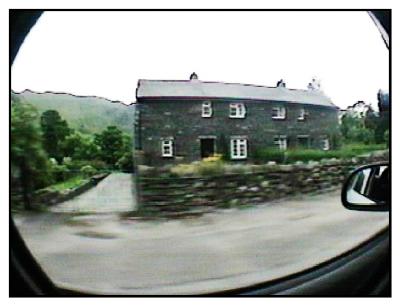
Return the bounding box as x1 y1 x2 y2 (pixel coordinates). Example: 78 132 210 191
307 78 321 91
190 72 198 80
277 79 286 88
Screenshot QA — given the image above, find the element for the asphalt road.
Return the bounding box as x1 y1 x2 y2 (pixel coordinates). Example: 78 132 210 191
13 185 388 295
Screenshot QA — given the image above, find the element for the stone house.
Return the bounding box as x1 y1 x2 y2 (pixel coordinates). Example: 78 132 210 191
135 73 340 166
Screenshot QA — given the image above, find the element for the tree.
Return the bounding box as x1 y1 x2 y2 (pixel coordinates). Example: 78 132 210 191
340 112 374 144
11 101 53 210
95 126 125 167
40 110 71 163
63 132 100 161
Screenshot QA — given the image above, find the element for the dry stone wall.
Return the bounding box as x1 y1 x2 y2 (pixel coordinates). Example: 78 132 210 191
136 152 388 219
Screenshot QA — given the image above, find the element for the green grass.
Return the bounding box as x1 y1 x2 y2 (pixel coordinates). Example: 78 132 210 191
47 175 89 192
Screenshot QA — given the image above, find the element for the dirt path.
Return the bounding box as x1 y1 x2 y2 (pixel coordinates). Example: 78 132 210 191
51 173 136 213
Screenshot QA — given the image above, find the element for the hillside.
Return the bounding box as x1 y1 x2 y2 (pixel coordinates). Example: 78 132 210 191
11 90 135 135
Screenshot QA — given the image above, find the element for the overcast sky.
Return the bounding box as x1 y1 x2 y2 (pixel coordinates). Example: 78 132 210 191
11 11 388 109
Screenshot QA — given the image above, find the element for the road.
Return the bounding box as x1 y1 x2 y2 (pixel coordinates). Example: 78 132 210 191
51 173 136 213
13 186 388 295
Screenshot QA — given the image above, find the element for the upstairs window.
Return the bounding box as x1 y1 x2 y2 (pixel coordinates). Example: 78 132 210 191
161 138 173 157
298 108 307 121
230 137 248 159
229 103 246 118
202 101 213 118
274 135 287 150
272 106 286 119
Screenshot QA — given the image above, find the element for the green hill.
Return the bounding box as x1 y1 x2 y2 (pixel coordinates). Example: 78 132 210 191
11 90 135 135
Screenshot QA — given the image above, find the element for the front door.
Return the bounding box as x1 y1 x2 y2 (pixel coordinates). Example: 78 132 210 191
200 138 215 158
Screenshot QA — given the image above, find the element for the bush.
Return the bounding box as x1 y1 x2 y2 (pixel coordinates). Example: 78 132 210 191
197 160 225 176
254 144 386 164
285 149 330 163
80 165 97 177
116 152 134 172
170 163 197 177
254 148 285 163
170 155 225 177
51 164 72 183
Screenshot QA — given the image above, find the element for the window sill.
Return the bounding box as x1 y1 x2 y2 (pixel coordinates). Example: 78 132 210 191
272 117 286 120
229 116 246 119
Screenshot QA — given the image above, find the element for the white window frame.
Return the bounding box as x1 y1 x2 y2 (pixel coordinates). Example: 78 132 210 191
161 138 173 157
202 101 213 118
230 137 248 159
298 108 307 121
322 138 330 151
272 106 286 120
229 103 246 118
274 135 287 151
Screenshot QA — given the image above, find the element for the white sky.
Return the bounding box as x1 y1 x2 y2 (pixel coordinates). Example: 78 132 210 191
11 11 389 109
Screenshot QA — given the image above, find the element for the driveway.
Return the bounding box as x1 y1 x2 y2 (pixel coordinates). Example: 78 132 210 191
51 173 136 213
13 190 389 295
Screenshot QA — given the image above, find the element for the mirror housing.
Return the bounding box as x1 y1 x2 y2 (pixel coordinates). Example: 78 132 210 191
341 162 390 211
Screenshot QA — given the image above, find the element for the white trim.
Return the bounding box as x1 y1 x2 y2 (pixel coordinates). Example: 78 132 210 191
322 138 330 151
272 106 286 120
229 103 246 118
230 137 248 159
274 135 287 151
298 108 306 121
202 101 213 118
161 139 173 157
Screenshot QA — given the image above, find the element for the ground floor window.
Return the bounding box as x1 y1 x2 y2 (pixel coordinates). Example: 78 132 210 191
274 135 287 150
230 137 248 159
297 135 310 148
322 137 330 151
161 138 173 157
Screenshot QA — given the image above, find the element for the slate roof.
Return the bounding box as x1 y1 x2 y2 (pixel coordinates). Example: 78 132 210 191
136 79 338 108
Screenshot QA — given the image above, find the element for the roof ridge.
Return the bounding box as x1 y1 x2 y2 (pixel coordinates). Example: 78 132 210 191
138 79 324 94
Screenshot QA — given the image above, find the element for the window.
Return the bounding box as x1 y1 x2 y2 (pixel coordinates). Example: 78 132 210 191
297 135 310 148
272 106 286 119
322 138 330 151
274 135 287 150
298 108 307 121
230 137 248 159
229 103 246 118
161 139 173 157
202 101 212 117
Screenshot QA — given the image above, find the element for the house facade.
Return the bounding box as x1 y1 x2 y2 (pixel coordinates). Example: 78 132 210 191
135 74 340 166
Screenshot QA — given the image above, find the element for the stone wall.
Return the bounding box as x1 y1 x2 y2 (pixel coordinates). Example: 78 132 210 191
136 152 388 219
137 98 339 166
32 173 109 207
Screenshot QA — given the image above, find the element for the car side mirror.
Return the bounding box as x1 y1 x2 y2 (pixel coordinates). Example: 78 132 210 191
341 162 390 211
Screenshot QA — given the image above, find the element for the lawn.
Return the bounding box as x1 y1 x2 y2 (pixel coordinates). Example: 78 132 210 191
47 175 89 192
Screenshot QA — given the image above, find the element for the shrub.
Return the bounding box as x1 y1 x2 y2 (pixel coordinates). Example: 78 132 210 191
80 165 97 177
51 164 72 183
170 155 225 177
253 148 285 163
170 163 197 177
116 152 134 172
197 160 225 176
285 149 328 163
